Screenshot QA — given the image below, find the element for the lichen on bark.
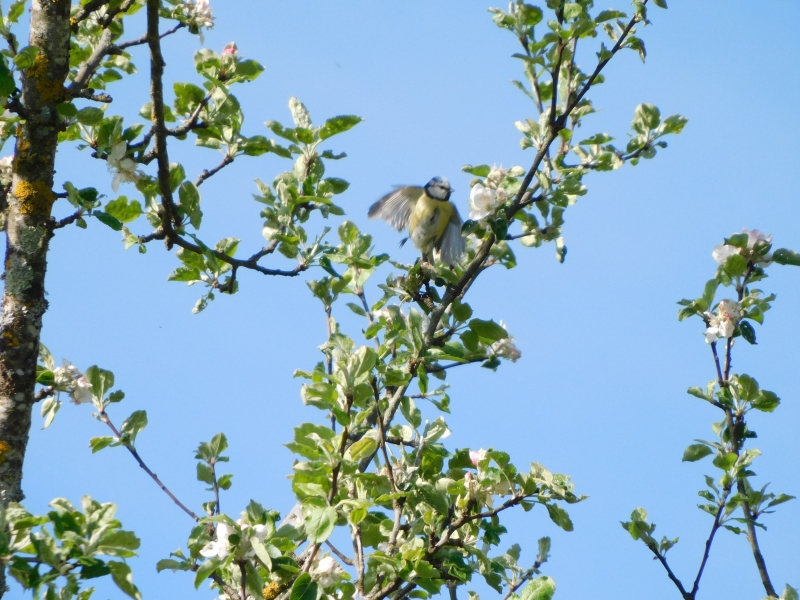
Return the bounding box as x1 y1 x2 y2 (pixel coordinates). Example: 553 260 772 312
0 0 71 526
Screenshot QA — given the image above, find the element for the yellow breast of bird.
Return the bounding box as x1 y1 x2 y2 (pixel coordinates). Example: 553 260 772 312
409 194 454 253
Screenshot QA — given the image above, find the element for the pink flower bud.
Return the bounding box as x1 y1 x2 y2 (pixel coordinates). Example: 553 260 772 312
222 42 238 58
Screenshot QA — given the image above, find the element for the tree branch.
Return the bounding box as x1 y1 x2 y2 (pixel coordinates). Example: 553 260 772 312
99 410 200 521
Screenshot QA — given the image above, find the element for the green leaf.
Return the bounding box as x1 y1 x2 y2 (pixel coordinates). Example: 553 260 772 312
76 107 105 126
781 585 799 600
633 103 660 131
179 181 202 229
518 4 543 26
194 557 222 589
653 0 668 7
290 573 318 600
304 506 337 544
94 210 124 231
156 558 189 573
461 164 491 177
90 436 117 453
563 3 583 20
319 115 362 140
468 319 508 342
451 300 473 322
520 576 556 600
0 58 15 98
595 10 627 22
545 504 573 531
120 410 147 445
772 248 800 266
85 365 114 402
6 1 25 24
724 253 748 277
345 436 378 462
682 444 713 462
168 163 185 193
736 374 759 400
105 196 143 223
108 561 141 600
752 390 780 413
13 46 39 70
739 321 757 345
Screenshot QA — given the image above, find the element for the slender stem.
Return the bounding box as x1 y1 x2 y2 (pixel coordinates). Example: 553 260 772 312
324 540 354 566
239 561 247 600
689 487 731 598
211 461 220 515
302 393 354 573
196 155 234 187
99 411 200 521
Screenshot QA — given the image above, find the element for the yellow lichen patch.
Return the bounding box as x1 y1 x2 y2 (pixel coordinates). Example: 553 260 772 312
1 331 19 347
0 440 11 464
262 582 282 600
27 54 64 104
15 180 55 216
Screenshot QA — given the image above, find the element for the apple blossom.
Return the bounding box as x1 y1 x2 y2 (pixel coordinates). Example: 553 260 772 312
469 448 487 466
107 142 143 192
222 42 238 58
491 321 521 362
70 376 93 405
703 299 741 344
469 183 499 221
0 155 12 186
199 523 231 560
312 555 344 588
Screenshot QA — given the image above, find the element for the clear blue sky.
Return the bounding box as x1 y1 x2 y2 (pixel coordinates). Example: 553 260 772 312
16 2 800 599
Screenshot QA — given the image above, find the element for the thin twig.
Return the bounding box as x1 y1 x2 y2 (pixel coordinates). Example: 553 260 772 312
99 411 200 521
196 155 234 187
324 540 354 566
117 22 185 50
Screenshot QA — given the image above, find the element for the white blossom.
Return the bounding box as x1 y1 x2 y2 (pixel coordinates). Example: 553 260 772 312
107 142 142 192
312 555 344 588
199 523 231 560
179 0 214 29
704 299 741 344
712 228 773 267
711 243 738 265
490 321 521 362
0 155 13 186
469 183 499 221
71 376 93 405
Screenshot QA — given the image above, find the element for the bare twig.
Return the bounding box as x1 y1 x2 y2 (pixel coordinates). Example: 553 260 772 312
117 22 185 50
99 410 200 521
324 540 354 566
196 155 234 187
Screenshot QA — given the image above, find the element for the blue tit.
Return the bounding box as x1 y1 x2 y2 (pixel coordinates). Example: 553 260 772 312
368 176 465 265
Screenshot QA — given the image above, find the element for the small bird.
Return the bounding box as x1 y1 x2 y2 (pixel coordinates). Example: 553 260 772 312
368 176 465 265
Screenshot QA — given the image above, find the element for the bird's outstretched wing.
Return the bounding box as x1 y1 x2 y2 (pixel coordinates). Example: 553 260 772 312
436 206 466 265
368 186 425 231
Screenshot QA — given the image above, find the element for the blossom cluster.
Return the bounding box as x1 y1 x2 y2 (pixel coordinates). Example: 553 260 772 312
712 228 773 267
199 517 269 561
704 299 741 344
468 166 512 222
175 0 214 30
52 362 93 404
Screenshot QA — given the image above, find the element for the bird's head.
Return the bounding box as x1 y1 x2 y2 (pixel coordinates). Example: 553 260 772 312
424 176 452 201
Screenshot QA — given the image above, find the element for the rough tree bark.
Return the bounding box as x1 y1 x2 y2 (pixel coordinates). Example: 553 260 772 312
0 0 70 517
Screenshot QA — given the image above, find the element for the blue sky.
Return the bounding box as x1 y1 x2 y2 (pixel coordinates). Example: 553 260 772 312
15 1 800 599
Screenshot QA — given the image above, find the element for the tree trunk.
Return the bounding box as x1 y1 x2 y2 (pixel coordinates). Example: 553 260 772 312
0 0 69 513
